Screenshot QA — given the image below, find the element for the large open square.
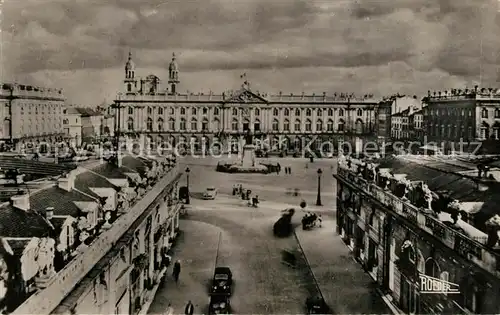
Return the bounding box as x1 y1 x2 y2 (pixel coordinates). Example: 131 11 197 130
147 155 391 314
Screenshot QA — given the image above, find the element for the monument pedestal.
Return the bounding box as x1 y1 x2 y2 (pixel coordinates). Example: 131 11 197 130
241 144 256 167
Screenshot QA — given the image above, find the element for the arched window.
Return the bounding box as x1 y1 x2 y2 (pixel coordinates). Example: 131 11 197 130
272 119 279 131
327 119 334 131
232 118 238 131
305 119 312 131
425 258 440 278
357 109 362 116
316 119 323 131
255 108 260 116
356 119 364 134
328 108 333 116
306 109 312 116
295 119 301 131
416 251 425 273
317 109 322 116
482 108 488 118
146 117 153 131
147 107 153 115
190 118 197 131
232 108 238 116
283 119 290 131
203 107 208 115
169 118 175 131
202 118 209 131
128 107 133 115
169 107 175 115
180 108 186 115
338 119 345 132
214 107 220 115
273 108 279 116
158 107 163 115
180 118 186 131
295 108 301 116
127 118 134 131
339 109 344 116
192 108 197 116
157 118 163 131
284 108 290 116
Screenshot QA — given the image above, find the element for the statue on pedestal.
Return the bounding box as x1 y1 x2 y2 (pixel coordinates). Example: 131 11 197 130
245 129 253 146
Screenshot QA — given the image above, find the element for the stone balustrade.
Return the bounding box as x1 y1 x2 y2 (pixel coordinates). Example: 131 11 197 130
12 163 181 315
337 164 500 277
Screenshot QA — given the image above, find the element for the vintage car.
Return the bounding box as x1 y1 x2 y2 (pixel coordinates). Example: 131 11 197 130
305 295 330 314
203 186 218 200
210 267 232 295
208 295 231 314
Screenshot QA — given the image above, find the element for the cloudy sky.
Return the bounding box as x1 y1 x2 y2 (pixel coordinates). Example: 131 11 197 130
1 0 499 105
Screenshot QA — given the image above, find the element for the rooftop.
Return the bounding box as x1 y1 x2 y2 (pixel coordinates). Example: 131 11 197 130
65 107 103 117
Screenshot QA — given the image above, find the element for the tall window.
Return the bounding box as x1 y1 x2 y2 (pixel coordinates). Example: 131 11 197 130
306 109 312 116
357 109 362 116
482 108 488 118
158 107 163 115
180 108 186 115
128 107 133 115
190 118 197 131
127 83 131 92
327 119 334 131
316 120 323 131
339 109 344 116
169 107 175 115
214 107 219 115
232 119 238 131
202 119 209 131
338 119 345 132
495 109 500 118
317 109 322 116
283 119 290 131
127 118 134 131
203 107 208 115
272 119 279 131
192 108 197 115
146 118 153 131
169 118 175 131
157 118 163 131
180 118 186 131
255 108 260 116
273 108 279 116
328 109 333 116
305 119 312 131
284 108 289 116
295 109 300 116
147 107 152 115
295 119 301 131
232 108 238 115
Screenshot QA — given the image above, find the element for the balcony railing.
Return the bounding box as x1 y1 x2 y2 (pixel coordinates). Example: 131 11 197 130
337 167 500 276
12 163 181 315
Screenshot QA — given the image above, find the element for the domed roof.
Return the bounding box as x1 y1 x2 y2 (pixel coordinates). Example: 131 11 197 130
169 53 178 71
125 51 135 70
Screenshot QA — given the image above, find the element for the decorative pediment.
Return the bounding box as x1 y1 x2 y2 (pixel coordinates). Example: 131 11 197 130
227 89 268 104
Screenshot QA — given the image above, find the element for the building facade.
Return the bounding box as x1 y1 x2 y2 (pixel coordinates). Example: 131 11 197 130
335 155 500 314
114 52 378 152
0 83 66 151
63 107 106 147
375 100 392 142
424 87 500 143
409 109 424 141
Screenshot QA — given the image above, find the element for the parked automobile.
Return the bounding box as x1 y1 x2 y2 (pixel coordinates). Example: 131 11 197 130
208 295 231 314
203 187 218 200
305 296 329 314
210 267 232 295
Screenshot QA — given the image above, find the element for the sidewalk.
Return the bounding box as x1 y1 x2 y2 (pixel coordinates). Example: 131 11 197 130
294 218 395 314
146 220 223 315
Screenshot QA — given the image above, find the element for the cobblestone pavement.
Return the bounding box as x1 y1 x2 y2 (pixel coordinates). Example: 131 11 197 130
147 156 388 314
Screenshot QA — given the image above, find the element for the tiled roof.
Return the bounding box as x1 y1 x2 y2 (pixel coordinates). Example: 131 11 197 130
92 162 128 179
121 156 149 174
74 170 118 199
0 205 53 238
0 157 76 177
30 186 95 217
379 156 500 230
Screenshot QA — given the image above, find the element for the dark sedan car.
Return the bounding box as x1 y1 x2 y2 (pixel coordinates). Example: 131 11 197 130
210 267 232 295
209 295 231 314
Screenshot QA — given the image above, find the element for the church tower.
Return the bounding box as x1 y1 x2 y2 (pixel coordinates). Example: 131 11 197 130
124 51 137 93
168 53 180 95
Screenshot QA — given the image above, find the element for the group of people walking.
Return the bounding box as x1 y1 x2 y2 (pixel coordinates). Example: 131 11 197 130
233 184 259 207
163 260 196 315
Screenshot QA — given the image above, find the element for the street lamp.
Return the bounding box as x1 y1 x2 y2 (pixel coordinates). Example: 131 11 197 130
185 167 191 204
316 168 322 206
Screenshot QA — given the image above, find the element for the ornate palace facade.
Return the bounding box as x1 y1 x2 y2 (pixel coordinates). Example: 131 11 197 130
113 53 378 152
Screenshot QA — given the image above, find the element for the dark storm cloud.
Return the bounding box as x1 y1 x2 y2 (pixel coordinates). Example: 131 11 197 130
1 0 499 83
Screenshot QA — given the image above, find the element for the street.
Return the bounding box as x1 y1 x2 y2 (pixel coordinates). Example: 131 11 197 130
147 156 390 314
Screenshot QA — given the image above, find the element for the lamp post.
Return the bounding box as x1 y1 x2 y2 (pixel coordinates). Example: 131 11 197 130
316 168 322 206
185 167 190 204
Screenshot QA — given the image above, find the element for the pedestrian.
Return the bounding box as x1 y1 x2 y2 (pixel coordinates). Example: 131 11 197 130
289 167 292 174
285 166 289 174
165 303 174 315
184 300 194 315
173 260 181 283
277 163 281 174
317 214 323 227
